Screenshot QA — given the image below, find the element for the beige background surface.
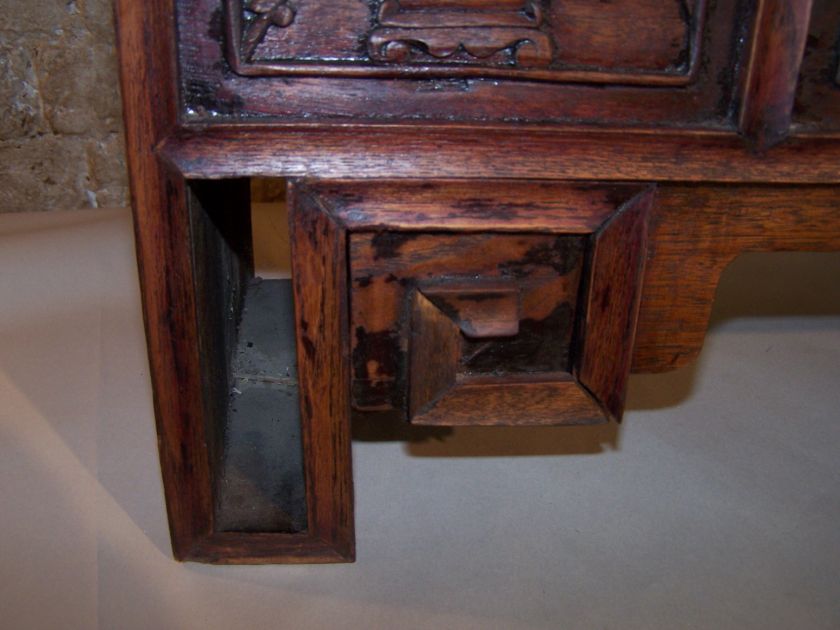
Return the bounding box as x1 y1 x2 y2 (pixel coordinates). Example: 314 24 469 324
1 208 839 629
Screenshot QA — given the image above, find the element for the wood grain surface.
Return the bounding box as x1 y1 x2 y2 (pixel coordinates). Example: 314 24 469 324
633 185 840 372
411 377 607 427
183 185 357 564
117 0 355 563
116 0 214 561
310 180 641 233
223 0 707 84
576 190 651 421
422 284 521 339
161 127 840 184
408 291 462 421
348 230 586 412
287 186 355 562
792 0 840 133
738 0 814 149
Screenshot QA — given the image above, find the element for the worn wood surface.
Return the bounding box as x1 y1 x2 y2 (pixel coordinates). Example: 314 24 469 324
164 187 356 565
422 283 521 339
738 0 814 149
309 181 654 425
287 186 355 562
115 0 214 561
411 377 607 427
187 532 353 564
117 0 355 563
407 287 610 427
161 127 840 184
348 230 586 412
310 180 640 233
632 185 840 372
181 0 735 126
225 0 706 83
793 0 840 132
408 291 462 421
576 190 651 421
549 0 706 77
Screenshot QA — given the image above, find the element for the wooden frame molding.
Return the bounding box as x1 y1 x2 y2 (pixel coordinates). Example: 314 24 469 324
116 0 354 564
187 190 355 565
738 0 815 150
160 127 840 184
300 181 652 425
116 0 213 560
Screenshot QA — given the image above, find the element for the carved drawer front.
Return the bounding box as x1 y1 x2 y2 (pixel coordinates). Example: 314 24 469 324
176 0 744 127
342 182 653 426
226 0 705 82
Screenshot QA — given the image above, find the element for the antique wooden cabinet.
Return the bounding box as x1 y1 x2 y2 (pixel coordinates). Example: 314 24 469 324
115 0 840 563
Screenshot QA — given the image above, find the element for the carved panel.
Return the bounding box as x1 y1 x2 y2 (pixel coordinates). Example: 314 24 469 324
224 0 707 85
368 0 552 67
239 0 296 61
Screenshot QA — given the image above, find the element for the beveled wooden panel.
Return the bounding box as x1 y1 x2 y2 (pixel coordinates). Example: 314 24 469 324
299 180 653 425
349 231 586 411
178 0 740 126
227 0 706 84
408 290 462 420
423 283 521 338
411 377 607 426
576 189 651 420
406 282 610 427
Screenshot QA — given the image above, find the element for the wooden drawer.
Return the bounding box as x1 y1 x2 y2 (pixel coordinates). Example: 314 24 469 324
351 231 595 424
226 0 706 82
177 0 744 128
308 181 655 426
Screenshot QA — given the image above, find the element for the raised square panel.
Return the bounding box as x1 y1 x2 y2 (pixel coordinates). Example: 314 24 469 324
309 181 655 426
350 232 586 415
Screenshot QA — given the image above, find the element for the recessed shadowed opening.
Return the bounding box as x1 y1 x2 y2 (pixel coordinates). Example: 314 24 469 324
187 177 306 534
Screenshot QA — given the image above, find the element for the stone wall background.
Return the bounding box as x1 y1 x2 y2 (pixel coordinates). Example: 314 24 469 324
0 0 128 213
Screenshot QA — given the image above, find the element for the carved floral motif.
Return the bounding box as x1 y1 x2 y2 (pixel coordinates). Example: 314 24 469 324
368 0 552 67
241 0 296 60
